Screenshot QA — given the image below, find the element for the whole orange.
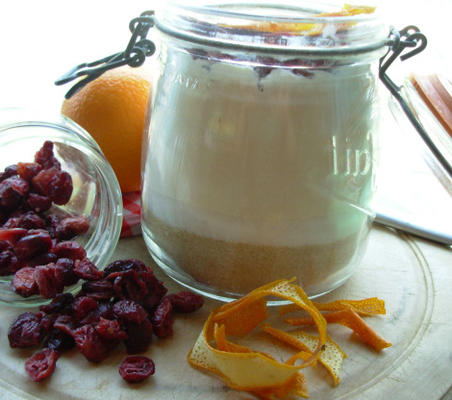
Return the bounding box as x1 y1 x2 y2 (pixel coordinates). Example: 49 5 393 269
61 65 152 192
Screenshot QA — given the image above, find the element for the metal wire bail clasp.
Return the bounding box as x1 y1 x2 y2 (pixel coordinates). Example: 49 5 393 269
55 11 156 99
379 26 452 178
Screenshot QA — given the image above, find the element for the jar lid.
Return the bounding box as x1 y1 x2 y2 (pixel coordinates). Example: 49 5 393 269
155 0 390 56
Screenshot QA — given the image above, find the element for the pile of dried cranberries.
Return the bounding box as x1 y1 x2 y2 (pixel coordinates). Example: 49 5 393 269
9 258 203 383
3 142 204 383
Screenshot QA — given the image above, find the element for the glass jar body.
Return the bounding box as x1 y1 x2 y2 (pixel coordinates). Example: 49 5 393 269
142 34 381 301
0 109 123 306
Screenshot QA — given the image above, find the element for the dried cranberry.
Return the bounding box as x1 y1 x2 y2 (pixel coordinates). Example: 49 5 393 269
165 291 204 313
2 217 20 228
97 302 115 320
72 296 98 321
124 319 153 354
74 258 103 281
32 167 73 205
53 315 76 336
119 355 155 383
38 314 54 336
16 211 46 230
45 329 75 352
72 325 117 363
0 176 29 210
48 170 73 205
7 176 30 196
55 257 79 286
151 297 173 338
34 263 65 298
103 258 148 277
55 216 90 240
113 299 148 324
27 193 52 213
0 239 11 251
14 230 52 261
81 279 114 301
45 214 60 237
0 249 20 275
8 312 45 348
53 241 86 260
17 162 43 182
34 141 61 170
39 293 74 314
0 164 18 182
11 267 39 297
140 272 168 310
0 228 27 245
95 317 128 340
28 252 58 267
108 270 148 302
25 348 59 382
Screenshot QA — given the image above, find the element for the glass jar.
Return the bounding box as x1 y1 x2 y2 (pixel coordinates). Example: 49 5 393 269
0 108 123 306
141 1 390 301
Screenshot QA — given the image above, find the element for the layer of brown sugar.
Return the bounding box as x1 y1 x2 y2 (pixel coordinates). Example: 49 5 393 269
146 213 362 296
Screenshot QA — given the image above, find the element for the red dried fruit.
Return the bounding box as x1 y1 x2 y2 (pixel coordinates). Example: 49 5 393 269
34 141 61 170
34 263 65 299
72 324 117 363
55 257 79 286
0 176 29 210
53 241 86 260
72 296 98 321
103 258 148 277
48 170 73 205
95 317 128 340
2 217 20 228
32 168 73 205
140 272 168 310
108 270 148 302
11 267 38 297
28 252 58 268
113 299 148 324
0 240 11 251
45 214 60 238
81 279 114 301
119 355 155 383
0 164 18 182
40 293 74 314
25 348 59 382
53 315 76 336
0 228 27 245
45 329 75 352
14 230 52 261
165 291 204 313
151 297 173 338
8 312 45 348
17 162 43 182
74 258 103 281
55 216 90 240
0 249 20 275
15 211 46 230
27 193 52 213
124 319 153 354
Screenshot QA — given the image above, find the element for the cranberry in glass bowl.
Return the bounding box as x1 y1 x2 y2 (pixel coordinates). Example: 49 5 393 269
0 108 122 307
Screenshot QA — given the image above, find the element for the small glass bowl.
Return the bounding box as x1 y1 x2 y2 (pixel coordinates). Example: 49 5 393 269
0 108 123 307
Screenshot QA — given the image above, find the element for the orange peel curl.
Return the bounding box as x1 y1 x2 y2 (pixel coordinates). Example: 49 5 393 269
187 279 327 397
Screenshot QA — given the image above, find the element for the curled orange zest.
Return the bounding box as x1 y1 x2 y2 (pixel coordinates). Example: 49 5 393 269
286 308 392 352
279 297 386 317
187 279 327 398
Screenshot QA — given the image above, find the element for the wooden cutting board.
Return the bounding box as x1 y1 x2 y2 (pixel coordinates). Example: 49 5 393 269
0 226 451 400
